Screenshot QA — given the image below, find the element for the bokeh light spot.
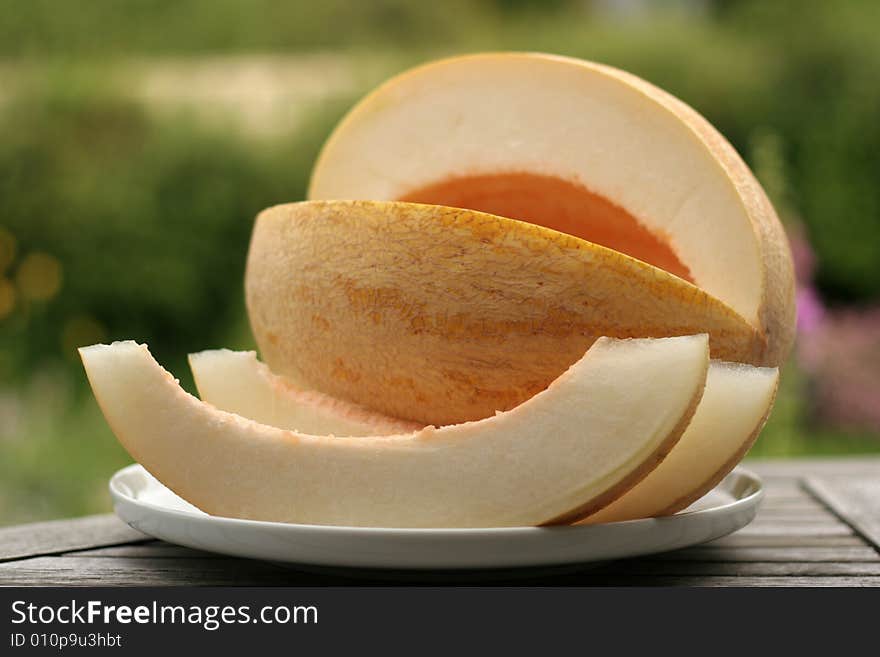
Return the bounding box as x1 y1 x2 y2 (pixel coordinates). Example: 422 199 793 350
16 252 63 301
0 228 16 273
0 277 15 319
61 314 107 358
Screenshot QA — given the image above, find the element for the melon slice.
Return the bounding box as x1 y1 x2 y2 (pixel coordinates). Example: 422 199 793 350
190 347 777 525
80 334 708 528
247 200 757 425
582 361 779 524
189 349 421 436
282 52 794 424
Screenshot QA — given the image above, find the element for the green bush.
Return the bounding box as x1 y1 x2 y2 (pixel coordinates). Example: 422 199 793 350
0 86 350 385
0 0 492 56
4 1 880 303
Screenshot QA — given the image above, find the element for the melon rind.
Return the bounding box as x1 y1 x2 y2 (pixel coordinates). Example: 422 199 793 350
247 200 756 425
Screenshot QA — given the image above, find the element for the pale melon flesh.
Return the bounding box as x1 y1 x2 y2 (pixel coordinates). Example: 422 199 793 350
190 348 778 523
189 349 421 436
80 334 708 528
582 361 779 524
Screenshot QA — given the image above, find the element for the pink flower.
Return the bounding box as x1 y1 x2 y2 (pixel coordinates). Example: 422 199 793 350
787 225 880 431
796 286 825 335
790 229 817 284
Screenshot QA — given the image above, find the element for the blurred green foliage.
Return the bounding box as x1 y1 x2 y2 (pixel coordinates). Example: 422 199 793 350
1 0 879 523
0 0 492 55
0 85 348 381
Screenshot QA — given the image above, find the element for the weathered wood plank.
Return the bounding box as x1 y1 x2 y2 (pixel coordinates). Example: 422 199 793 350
0 514 147 562
1 459 875 585
0 556 355 586
760 495 817 507
64 535 867 562
806 477 880 552
760 491 817 505
758 499 828 511
736 523 852 537
655 546 879 562
749 518 845 529
5 555 880 587
64 543 224 559
560 575 880 587
594 561 880 577
758 479 808 492
747 457 880 479
760 479 816 491
762 490 824 500
754 507 836 519
705 534 865 548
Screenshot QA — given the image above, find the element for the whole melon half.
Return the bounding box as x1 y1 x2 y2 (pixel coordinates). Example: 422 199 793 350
246 53 795 425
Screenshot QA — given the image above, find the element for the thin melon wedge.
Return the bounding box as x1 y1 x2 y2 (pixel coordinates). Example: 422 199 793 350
80 334 708 528
191 348 777 524
189 349 421 436
582 361 779 524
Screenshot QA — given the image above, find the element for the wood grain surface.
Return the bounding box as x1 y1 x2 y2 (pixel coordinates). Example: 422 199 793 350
1 458 878 586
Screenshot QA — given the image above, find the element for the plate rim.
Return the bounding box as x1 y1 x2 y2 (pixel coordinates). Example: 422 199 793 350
109 462 764 536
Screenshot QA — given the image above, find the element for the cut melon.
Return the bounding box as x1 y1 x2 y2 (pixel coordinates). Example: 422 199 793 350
189 349 420 436
80 334 708 528
582 361 779 524
247 200 758 425
190 347 777 524
267 52 795 424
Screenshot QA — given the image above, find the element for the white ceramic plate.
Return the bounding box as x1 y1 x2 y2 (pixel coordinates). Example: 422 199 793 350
110 464 762 570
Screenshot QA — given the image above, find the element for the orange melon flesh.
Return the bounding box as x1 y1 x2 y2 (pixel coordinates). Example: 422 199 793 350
247 200 759 425
582 360 779 524
399 172 695 283
189 349 421 436
80 335 708 528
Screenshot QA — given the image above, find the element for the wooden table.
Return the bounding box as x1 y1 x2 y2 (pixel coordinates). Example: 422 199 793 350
2 458 879 586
